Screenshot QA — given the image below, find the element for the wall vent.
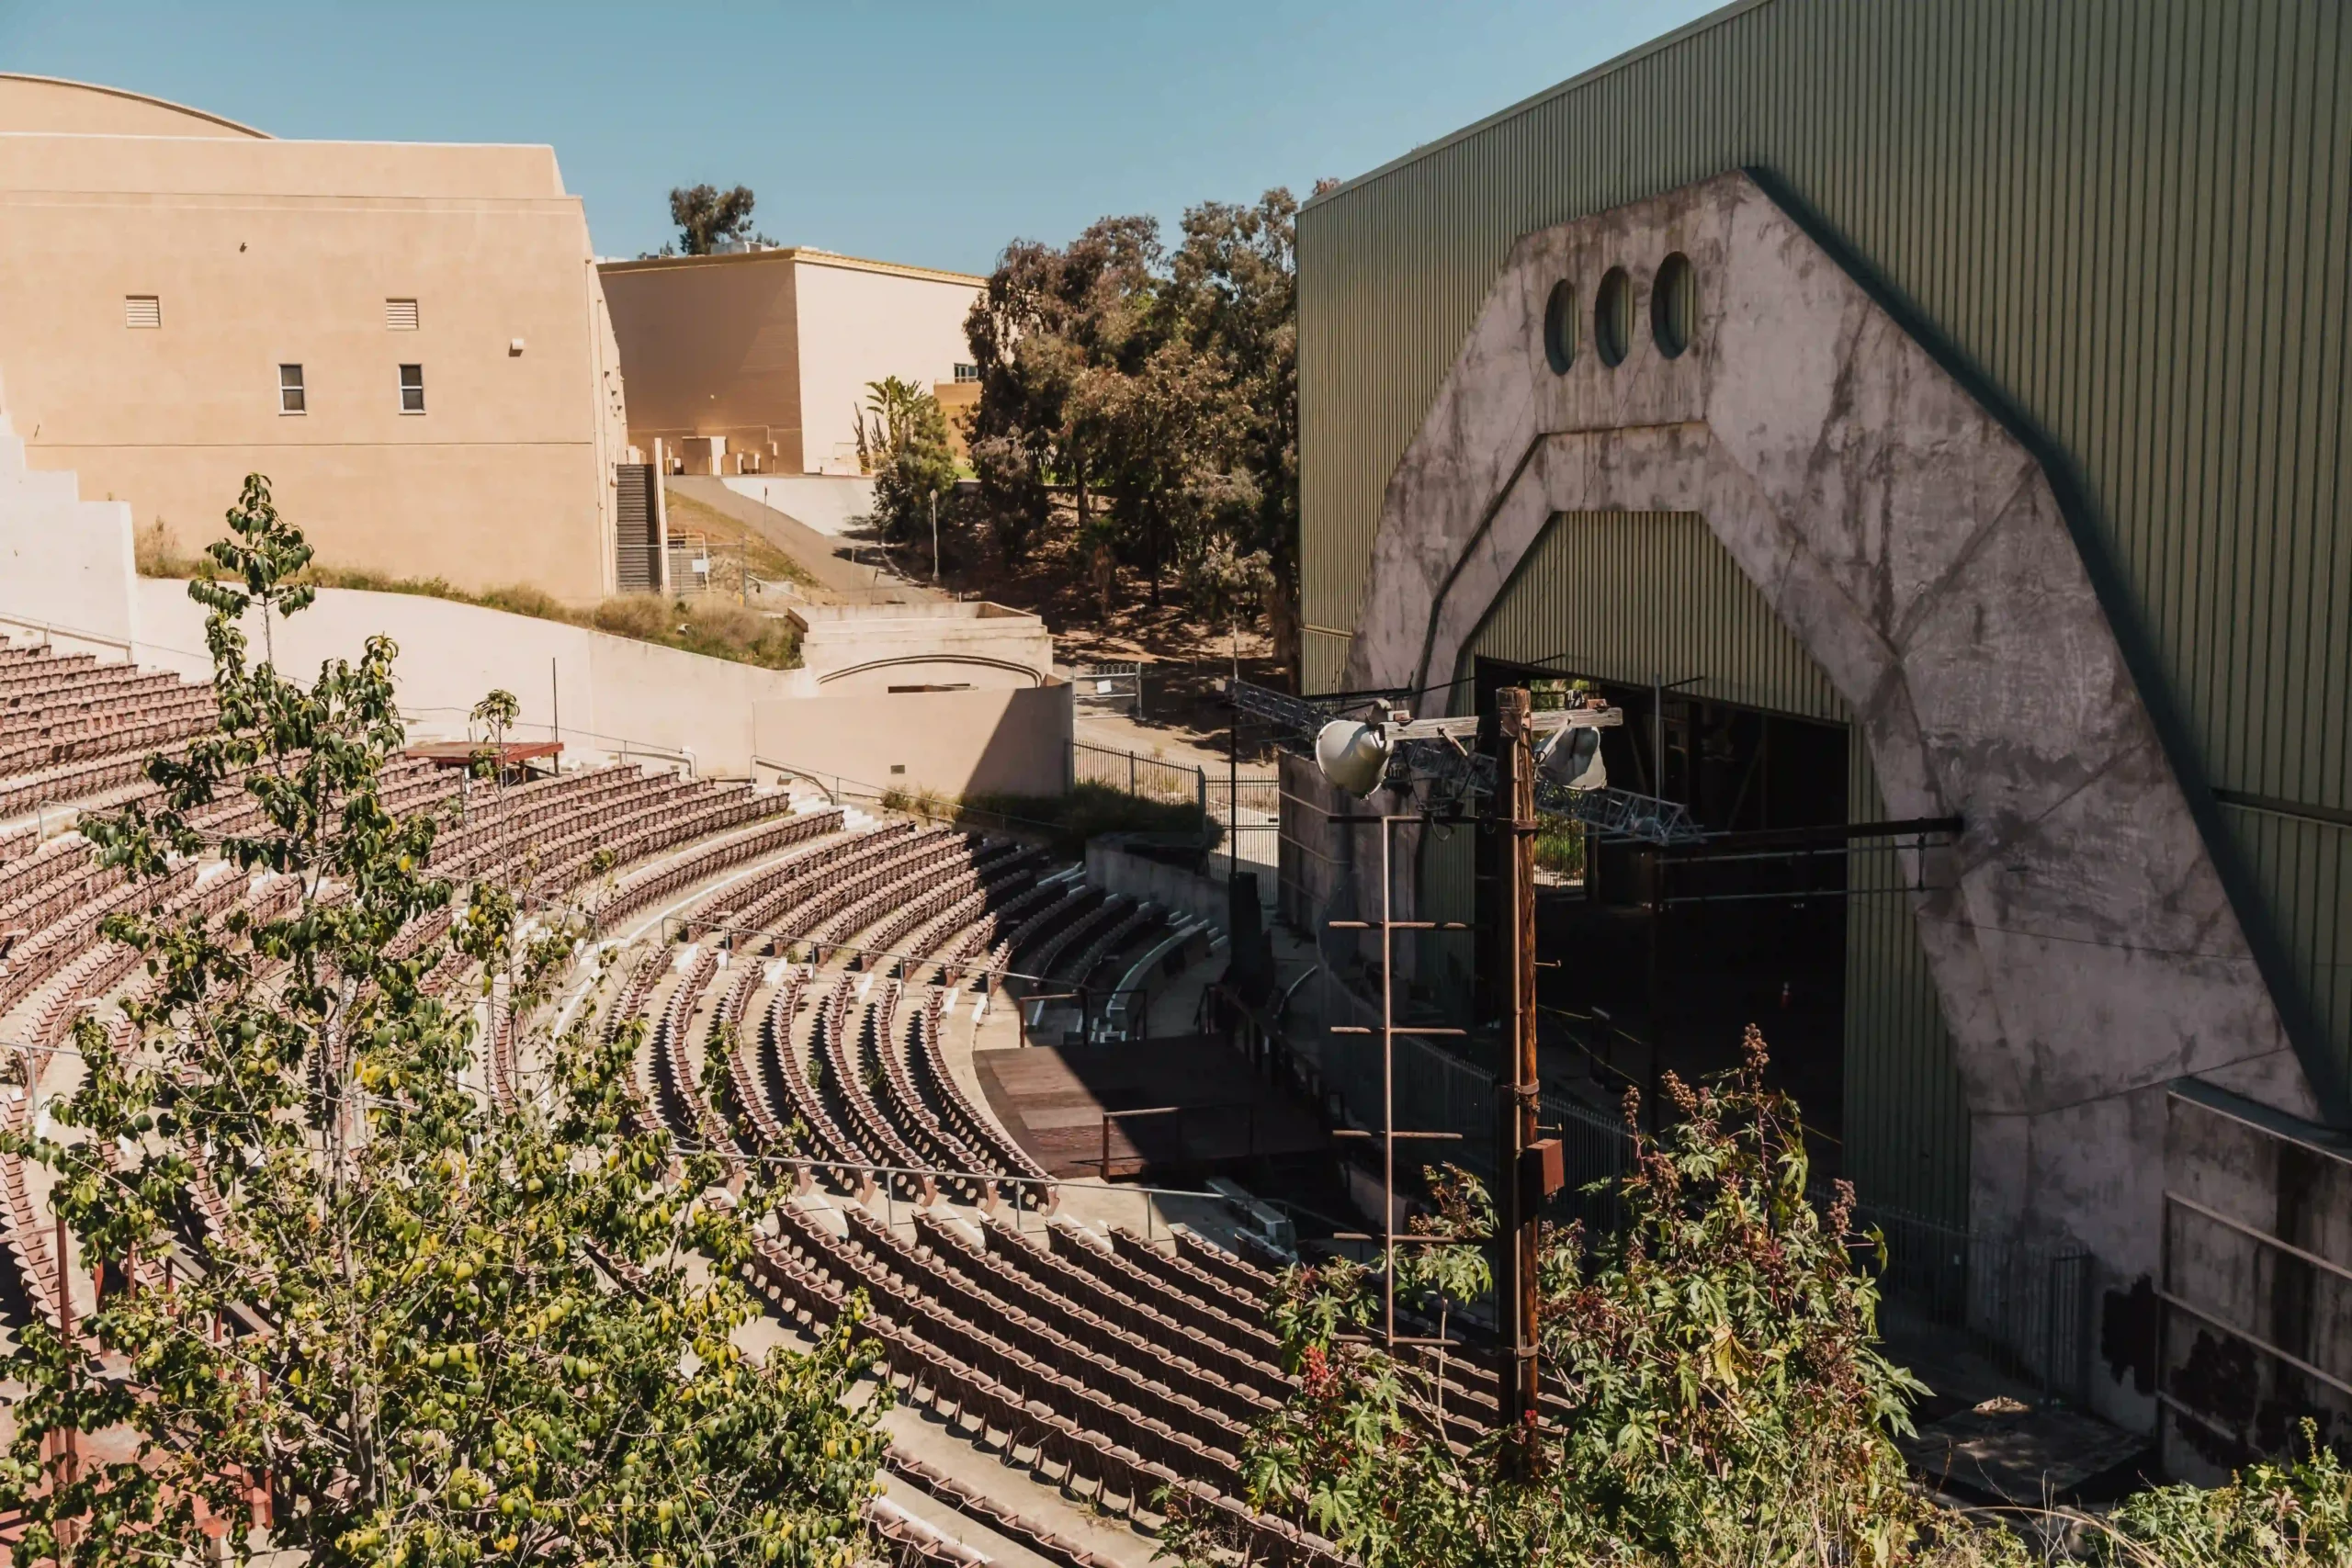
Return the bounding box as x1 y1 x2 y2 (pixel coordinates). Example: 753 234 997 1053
385 298 419 331
124 296 161 329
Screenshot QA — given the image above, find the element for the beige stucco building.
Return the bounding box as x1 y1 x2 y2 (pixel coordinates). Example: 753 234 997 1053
0 74 629 606
598 247 982 477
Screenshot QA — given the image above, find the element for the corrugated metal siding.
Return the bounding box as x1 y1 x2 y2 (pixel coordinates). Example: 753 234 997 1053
2222 806 2352 1080
1846 746 1972 1227
1302 0 2352 1103
1460 511 1969 1224
1461 512 1843 721
1302 0 2352 806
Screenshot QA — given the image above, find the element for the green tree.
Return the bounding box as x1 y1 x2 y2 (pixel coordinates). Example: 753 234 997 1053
855 377 960 563
964 193 1317 649
1076 335 1244 607
1163 186 1323 674
1165 1029 1937 1567
668 183 761 255
1 475 886 1568
963 216 1161 564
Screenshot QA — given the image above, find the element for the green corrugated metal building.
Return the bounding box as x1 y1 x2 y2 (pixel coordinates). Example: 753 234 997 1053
1289 0 2352 1438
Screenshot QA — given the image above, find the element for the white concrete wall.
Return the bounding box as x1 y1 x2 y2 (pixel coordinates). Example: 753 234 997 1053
1086 839 1230 931
128 579 1063 795
790 603 1053 691
0 389 139 660
791 259 978 476
753 683 1070 800
132 579 796 775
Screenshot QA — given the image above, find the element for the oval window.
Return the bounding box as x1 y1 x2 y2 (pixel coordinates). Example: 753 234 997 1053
1542 280 1577 373
1594 266 1634 367
1652 252 1696 358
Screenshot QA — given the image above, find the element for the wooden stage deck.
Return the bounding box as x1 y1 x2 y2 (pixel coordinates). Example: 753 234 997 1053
975 1037 1328 1180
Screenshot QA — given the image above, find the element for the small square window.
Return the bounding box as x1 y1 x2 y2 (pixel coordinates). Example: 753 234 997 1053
398 363 425 413
385 298 419 331
952 362 979 383
278 363 305 414
124 296 161 329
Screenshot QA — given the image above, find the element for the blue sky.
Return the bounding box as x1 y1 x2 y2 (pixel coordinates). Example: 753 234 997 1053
2 0 1720 274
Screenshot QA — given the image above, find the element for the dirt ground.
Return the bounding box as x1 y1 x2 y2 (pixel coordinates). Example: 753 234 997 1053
923 503 1288 761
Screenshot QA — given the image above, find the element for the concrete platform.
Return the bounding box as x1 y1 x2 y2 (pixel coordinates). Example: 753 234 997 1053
975 1037 1328 1180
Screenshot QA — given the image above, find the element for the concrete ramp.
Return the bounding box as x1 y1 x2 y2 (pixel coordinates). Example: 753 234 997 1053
720 474 875 536
668 475 931 604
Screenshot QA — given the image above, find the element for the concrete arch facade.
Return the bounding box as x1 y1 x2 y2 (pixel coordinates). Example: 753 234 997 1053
1340 170 2320 1417
813 652 1046 691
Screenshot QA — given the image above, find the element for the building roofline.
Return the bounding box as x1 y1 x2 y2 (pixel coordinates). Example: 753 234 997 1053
1299 0 1772 214
596 245 986 287
0 72 271 138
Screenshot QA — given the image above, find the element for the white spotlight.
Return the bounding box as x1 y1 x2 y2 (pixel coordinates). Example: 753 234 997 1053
1314 718 1392 797
1538 724 1607 793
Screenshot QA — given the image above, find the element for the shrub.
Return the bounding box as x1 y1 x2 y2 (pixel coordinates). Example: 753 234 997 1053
2094 1424 2352 1564
1165 1029 1937 1567
960 781 1216 856
585 594 800 669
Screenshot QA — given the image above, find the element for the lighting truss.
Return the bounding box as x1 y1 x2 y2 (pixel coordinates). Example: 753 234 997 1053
1225 678 1703 845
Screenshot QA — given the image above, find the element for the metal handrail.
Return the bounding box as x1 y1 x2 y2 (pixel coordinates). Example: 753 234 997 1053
0 611 136 658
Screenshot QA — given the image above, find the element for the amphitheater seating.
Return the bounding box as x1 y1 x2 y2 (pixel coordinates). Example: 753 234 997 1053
885 1451 1115 1568
0 639 1306 1559
0 648 218 818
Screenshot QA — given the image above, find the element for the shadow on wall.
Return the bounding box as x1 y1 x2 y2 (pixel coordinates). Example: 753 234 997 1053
752 683 1073 801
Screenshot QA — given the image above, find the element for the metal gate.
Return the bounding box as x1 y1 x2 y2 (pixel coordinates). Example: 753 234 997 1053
1072 662 1142 717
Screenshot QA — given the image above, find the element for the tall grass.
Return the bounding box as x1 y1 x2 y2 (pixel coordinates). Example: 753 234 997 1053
137 520 800 670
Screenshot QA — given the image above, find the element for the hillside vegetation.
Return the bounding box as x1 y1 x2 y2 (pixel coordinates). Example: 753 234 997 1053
136 519 802 670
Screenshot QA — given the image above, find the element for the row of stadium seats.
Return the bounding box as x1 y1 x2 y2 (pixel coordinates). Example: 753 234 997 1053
0 647 220 818
0 641 1294 1558
582 813 1351 1557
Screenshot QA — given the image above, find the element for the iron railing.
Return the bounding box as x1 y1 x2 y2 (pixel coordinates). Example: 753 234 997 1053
1306 977 2092 1402
1070 739 1206 808
1861 1201 2094 1404
1205 773 1282 862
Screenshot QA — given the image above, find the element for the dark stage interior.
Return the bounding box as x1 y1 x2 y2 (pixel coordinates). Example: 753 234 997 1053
1475 660 1855 1178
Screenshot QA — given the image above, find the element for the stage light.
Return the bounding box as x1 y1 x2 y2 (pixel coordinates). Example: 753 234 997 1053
1315 718 1392 797
1538 724 1607 792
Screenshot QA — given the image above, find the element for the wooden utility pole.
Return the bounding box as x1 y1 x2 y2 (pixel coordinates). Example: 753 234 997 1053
1494 688 1545 1472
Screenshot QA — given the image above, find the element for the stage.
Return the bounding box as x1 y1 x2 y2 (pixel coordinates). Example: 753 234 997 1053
974 1037 1329 1181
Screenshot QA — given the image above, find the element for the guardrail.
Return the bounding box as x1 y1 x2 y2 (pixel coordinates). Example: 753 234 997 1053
0 612 136 659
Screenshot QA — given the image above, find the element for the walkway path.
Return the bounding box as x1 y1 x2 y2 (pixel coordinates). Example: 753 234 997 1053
667 477 937 605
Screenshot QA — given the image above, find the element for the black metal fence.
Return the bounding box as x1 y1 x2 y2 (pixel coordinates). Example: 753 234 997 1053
1070 739 1206 807
1860 1201 2095 1404
1308 980 2093 1403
